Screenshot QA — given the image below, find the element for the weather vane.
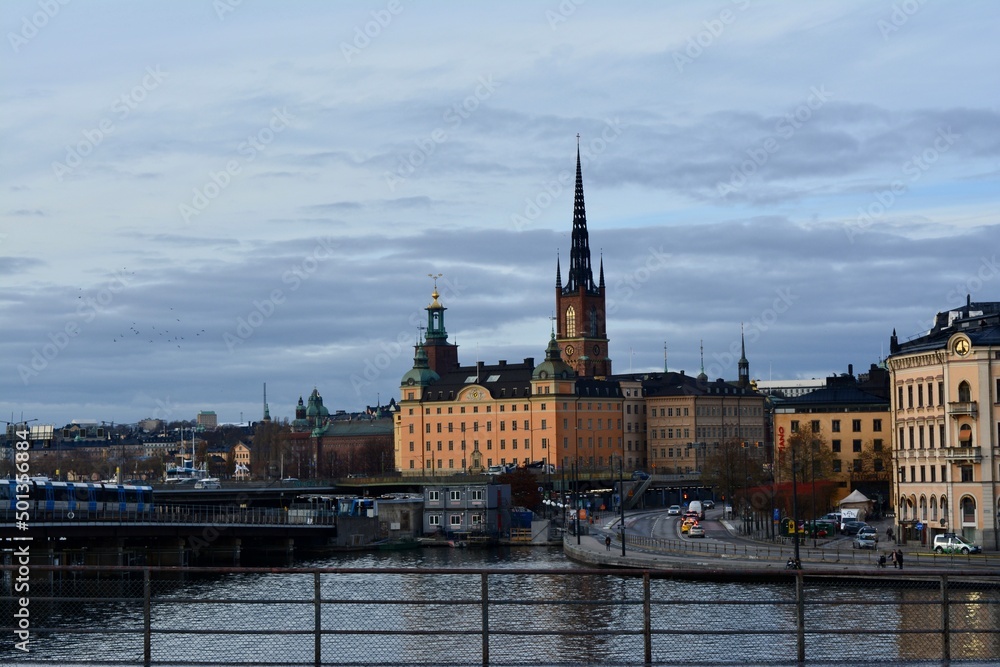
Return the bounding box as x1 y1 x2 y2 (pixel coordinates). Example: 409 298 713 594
428 273 442 290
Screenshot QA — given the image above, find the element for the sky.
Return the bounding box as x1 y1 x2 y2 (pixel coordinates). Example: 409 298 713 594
2 1 999 428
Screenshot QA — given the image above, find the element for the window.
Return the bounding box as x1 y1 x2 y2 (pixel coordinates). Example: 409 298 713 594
917 384 923 407
897 386 903 409
832 439 841 453
873 419 882 432
450 514 463 527
873 438 883 452
470 490 484 501
791 421 799 433
852 419 861 432
428 491 439 502
927 382 933 407
961 466 973 482
565 306 576 337
811 420 820 433
831 420 841 433
832 459 842 473
853 439 862 452
428 514 441 526
450 490 461 501
907 385 913 408
958 381 971 403
853 459 862 472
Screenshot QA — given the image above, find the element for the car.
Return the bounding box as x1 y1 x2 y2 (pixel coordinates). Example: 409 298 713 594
702 500 715 509
841 521 867 535
853 534 877 550
933 533 982 555
486 465 504 476
667 505 681 516
687 525 705 538
631 470 650 480
857 525 878 540
681 518 698 534
281 477 299 483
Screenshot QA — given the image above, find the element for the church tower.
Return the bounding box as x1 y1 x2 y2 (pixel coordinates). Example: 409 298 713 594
422 277 459 376
738 324 750 389
555 137 611 377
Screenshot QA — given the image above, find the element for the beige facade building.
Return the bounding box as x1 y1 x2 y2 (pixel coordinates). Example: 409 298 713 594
888 299 1000 550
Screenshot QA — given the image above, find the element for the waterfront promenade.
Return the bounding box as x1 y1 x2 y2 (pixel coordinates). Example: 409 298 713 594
564 508 1000 575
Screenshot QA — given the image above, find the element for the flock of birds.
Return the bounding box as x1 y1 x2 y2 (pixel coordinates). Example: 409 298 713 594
109 308 206 348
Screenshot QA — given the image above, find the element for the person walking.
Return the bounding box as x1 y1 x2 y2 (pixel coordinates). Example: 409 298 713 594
605 535 612 551
895 548 904 570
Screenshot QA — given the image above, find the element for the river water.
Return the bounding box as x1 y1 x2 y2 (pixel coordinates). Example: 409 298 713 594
3 545 998 666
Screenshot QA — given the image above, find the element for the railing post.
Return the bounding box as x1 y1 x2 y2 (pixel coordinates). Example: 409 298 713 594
314 571 322 667
643 573 652 665
940 574 950 663
481 572 489 666
795 571 805 665
143 567 151 667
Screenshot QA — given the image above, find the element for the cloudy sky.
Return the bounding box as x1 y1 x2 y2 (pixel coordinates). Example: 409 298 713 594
2 1 998 427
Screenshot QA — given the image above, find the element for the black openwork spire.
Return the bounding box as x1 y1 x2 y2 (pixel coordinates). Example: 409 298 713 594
564 136 598 295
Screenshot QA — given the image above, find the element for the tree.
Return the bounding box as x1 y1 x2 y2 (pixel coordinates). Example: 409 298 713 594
701 439 771 507
774 424 838 518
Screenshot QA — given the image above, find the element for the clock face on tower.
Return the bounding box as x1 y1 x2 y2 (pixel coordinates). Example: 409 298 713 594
955 339 970 356
593 344 601 356
565 344 575 357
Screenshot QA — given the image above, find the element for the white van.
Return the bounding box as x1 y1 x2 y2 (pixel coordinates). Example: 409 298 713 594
688 500 704 520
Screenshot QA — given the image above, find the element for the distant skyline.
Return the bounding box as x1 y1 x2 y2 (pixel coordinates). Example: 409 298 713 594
2 1 999 426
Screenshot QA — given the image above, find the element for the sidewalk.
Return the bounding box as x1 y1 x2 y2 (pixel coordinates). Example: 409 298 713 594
563 512 992 574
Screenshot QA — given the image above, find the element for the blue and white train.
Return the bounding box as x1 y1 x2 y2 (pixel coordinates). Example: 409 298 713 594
1 478 154 516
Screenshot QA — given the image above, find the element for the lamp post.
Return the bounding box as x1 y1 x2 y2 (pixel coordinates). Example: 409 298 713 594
619 454 626 557
574 462 581 545
790 439 801 567
810 440 818 548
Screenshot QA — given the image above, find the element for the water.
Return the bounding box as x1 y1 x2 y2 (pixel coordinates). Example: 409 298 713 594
3 546 998 666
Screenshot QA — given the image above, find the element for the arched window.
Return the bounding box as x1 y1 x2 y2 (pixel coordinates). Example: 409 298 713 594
940 496 948 524
961 497 976 524
919 496 927 521
565 306 576 337
957 381 971 403
930 496 938 521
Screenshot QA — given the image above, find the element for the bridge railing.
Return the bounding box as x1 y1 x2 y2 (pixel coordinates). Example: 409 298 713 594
0 565 997 666
0 504 337 527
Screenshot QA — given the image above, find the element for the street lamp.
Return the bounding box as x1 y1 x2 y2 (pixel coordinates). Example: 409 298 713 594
790 439 801 568
810 440 818 548
618 454 626 557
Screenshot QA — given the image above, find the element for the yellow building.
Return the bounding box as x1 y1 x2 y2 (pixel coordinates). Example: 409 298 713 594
888 299 1000 550
771 365 891 508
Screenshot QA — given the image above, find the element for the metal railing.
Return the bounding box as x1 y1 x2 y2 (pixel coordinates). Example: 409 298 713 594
620 531 1000 566
0 504 337 527
1 564 997 666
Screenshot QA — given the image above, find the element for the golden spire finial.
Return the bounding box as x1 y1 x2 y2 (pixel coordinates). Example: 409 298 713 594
428 273 443 306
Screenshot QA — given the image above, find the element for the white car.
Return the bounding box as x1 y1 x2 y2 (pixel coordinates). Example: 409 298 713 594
667 505 681 516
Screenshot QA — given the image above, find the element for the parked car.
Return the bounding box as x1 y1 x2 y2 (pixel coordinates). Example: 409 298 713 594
667 505 681 516
702 500 715 509
853 534 877 550
857 525 878 540
933 533 982 555
631 470 650 480
687 525 705 538
841 521 867 535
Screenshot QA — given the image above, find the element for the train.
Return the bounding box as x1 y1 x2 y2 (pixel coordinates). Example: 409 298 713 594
1 478 154 516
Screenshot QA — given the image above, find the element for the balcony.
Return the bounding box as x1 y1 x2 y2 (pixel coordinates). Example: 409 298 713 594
943 446 982 463
947 401 978 418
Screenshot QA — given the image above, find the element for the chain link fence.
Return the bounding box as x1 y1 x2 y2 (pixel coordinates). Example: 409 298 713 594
2 565 997 666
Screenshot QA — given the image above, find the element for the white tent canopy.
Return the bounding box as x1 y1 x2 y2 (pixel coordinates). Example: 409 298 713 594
839 490 871 505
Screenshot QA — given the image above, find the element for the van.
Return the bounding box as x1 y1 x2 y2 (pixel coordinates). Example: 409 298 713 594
688 500 704 520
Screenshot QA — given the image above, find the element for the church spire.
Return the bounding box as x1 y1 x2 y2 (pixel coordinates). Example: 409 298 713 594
565 135 597 295
738 323 750 389
599 253 605 289
555 253 562 289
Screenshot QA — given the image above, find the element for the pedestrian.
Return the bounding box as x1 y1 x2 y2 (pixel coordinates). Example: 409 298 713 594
889 550 897 568
605 535 612 551
878 553 887 569
887 527 894 542
895 548 904 570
